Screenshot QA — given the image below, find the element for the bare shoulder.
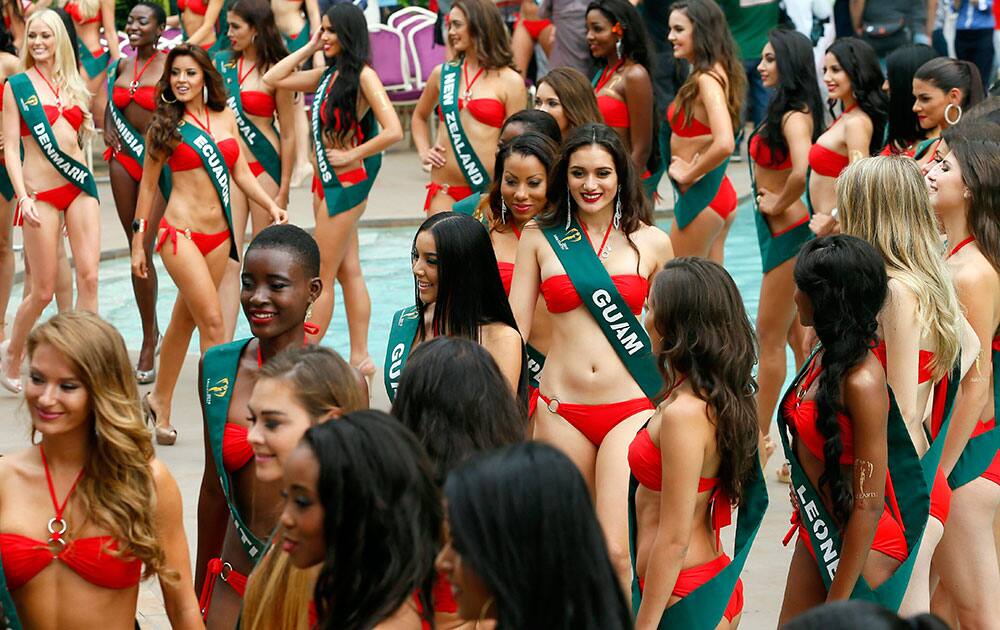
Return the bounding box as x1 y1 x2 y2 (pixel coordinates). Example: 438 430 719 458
845 352 888 400
482 321 522 344
519 219 548 246
634 223 673 263
149 457 179 493
843 111 873 135
885 276 918 310
624 62 650 84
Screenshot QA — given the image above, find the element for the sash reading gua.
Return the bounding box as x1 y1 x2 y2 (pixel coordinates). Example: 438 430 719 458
383 305 421 402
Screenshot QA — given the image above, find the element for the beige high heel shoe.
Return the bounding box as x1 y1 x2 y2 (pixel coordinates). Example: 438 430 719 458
142 392 177 446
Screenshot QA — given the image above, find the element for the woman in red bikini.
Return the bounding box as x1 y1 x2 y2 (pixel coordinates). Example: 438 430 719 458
511 0 552 80
0 311 201 628
215 0 296 341
534 67 602 139
263 4 401 378
270 0 319 187
131 44 286 445
412 0 525 215
925 124 1000 629
630 258 758 629
63 0 118 129
751 29 824 470
0 36 21 348
1 10 101 394
806 38 886 237
509 124 672 591
180 0 223 48
103 2 167 385
839 156 964 614
909 58 984 167
665 0 744 262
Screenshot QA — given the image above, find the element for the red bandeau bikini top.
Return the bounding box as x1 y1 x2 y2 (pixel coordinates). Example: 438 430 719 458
437 98 506 129
167 137 240 171
749 134 791 171
597 95 629 128
666 102 712 138
497 261 514 296
18 104 84 136
222 423 253 472
111 85 156 112
540 274 647 314
242 90 276 119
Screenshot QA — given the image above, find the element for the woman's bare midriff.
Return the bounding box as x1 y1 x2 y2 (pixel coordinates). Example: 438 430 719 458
754 164 809 233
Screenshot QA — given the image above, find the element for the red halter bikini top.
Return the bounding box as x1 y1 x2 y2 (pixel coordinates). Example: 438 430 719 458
0 446 143 591
435 62 505 128
111 52 162 112
167 111 240 171
7 76 84 137
64 2 100 24
237 59 276 119
595 60 629 128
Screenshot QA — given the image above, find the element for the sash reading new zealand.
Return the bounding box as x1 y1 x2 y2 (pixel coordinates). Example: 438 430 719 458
439 60 489 194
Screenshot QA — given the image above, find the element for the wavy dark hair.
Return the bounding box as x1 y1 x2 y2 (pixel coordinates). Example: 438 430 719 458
391 336 526 487
320 3 369 148
669 0 746 133
499 109 562 145
793 236 888 525
444 443 632 630
649 258 758 504
758 28 825 165
586 0 652 71
541 123 651 236
147 44 228 160
536 67 603 135
451 0 515 71
226 0 289 71
914 57 985 121
884 45 939 151
941 121 1000 272
825 38 888 155
488 132 559 230
303 411 441 630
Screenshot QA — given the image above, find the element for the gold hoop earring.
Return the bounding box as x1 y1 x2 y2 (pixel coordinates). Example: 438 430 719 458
160 91 177 104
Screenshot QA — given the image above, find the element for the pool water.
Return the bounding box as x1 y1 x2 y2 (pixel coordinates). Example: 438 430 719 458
12 201 783 377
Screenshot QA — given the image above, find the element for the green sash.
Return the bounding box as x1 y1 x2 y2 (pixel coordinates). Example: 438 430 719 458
628 440 768 629
8 73 99 202
283 21 310 53
383 305 421 402
311 68 382 216
526 343 545 389
176 119 239 261
216 53 281 185
200 339 267 563
948 339 1000 488
912 137 939 161
0 546 22 630
777 347 928 611
540 217 662 401
106 59 173 197
0 164 12 201
659 118 728 230
748 127 812 274
78 41 109 78
439 60 490 195
451 192 480 216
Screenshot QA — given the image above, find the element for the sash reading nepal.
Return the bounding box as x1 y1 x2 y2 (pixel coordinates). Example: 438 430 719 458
176 120 239 262
106 59 173 197
777 347 930 611
440 59 489 216
383 305 421 402
8 73 98 202
658 120 727 230
200 339 267 561
948 338 1000 488
311 68 382 217
217 53 282 187
540 216 662 401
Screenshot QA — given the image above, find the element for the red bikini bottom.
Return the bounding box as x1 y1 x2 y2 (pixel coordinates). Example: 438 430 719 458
248 161 265 178
971 417 999 486
638 554 743 623
930 467 951 524
424 182 473 212
515 14 551 40
536 392 653 446
786 505 908 564
15 183 82 225
155 219 230 256
708 176 737 220
104 146 143 182
198 557 248 620
312 167 367 201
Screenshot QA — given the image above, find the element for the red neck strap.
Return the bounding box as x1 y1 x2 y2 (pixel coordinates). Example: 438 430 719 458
948 235 976 258
39 445 84 542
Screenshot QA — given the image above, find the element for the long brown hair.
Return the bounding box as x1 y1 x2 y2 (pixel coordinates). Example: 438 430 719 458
146 44 229 160
226 0 289 71
451 0 515 71
537 67 603 133
668 0 745 132
26 311 171 579
944 122 1000 272
648 259 758 504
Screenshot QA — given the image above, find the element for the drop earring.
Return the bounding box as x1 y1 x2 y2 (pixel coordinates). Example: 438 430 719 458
566 186 572 231
501 198 508 224
615 38 622 58
614 187 621 230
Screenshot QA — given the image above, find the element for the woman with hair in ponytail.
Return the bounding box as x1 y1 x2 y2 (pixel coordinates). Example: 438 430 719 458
630 258 762 629
131 44 286 446
909 57 985 166
215 0 296 341
0 311 201 629
779 235 917 620
263 3 401 378
807 38 887 237
1 9 101 394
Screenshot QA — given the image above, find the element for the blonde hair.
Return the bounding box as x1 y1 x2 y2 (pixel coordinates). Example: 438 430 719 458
64 0 100 20
241 345 367 629
26 311 170 580
20 10 94 139
838 156 962 379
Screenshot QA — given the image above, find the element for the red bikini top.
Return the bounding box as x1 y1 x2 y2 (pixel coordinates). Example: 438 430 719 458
222 423 253 472
783 355 855 464
241 90 276 119
177 0 208 15
19 104 85 136
111 85 156 112
0 446 143 591
666 102 711 138
497 261 514 296
808 143 849 178
437 98 506 129
167 137 240 171
872 340 935 385
597 95 629 128
540 274 647 314
749 134 791 171
64 2 100 24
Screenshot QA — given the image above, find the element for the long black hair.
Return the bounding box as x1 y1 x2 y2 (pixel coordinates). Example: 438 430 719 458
826 38 888 155
649 258 758 504
793 235 888 525
320 3 370 148
303 410 441 630
391 336 526 487
541 122 651 231
759 29 825 165
488 132 559 229
444 442 632 630
884 45 939 151
586 0 652 71
227 0 289 70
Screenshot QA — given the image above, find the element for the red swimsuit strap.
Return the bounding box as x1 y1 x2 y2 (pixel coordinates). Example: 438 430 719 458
948 235 975 258
39 445 85 543
594 59 625 93
578 220 613 259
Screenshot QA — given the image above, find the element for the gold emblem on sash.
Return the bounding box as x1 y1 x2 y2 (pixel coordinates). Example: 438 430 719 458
558 228 582 245
398 308 419 325
24 95 38 107
207 378 229 397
